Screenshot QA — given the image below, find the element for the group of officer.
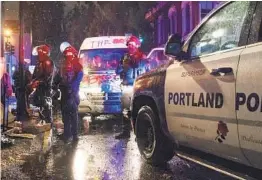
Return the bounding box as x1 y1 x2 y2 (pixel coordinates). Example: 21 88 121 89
13 35 149 143
13 42 83 143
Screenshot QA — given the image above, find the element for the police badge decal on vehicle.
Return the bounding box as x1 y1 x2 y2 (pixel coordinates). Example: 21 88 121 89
215 121 229 143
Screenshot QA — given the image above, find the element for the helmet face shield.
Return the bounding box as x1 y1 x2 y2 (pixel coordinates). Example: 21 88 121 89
32 46 40 56
60 42 71 53
32 45 50 57
126 36 141 48
127 41 137 47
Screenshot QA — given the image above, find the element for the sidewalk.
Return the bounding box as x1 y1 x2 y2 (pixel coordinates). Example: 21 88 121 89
1 111 64 180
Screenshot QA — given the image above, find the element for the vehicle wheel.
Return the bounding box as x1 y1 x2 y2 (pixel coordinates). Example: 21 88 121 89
135 105 175 165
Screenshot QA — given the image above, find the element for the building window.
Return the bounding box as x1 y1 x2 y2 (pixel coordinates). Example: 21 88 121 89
157 16 162 45
154 21 158 45
182 2 191 36
169 6 177 35
199 2 214 20
158 15 167 45
161 18 165 44
163 17 170 43
186 4 190 33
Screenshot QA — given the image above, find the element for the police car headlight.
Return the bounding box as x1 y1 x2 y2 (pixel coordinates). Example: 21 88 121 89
80 87 102 94
83 68 89 74
79 91 86 100
120 83 124 91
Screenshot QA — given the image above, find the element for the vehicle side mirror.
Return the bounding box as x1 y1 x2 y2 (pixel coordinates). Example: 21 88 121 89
164 34 183 58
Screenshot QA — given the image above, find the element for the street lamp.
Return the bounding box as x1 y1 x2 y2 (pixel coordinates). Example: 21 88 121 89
4 28 12 47
4 28 12 38
3 28 13 75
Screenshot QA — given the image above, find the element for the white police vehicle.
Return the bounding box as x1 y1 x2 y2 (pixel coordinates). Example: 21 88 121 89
131 1 262 178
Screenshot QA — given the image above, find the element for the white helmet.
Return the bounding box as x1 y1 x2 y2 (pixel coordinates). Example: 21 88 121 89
32 46 40 56
32 45 51 56
60 42 71 53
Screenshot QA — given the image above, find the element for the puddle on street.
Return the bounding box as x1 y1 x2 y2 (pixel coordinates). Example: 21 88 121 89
15 119 232 180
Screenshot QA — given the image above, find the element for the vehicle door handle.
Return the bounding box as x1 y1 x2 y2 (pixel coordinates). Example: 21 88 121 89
210 67 233 76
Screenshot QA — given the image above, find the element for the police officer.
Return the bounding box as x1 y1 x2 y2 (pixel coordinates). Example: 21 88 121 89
1 59 13 131
59 42 83 143
29 44 54 124
115 35 149 139
13 60 32 117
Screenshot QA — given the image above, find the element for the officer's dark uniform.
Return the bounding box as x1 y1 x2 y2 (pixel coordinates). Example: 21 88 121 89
13 65 32 119
58 65 83 142
31 56 54 123
115 51 149 139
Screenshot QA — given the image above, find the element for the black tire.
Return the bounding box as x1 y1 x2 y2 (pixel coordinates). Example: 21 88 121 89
135 105 175 165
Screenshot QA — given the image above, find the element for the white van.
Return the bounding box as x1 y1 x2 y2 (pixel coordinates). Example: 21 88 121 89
78 36 128 117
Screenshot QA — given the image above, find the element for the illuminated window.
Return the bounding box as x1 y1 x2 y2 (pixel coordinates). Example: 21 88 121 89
182 2 191 36
158 16 163 45
162 18 165 43
199 2 214 20
186 4 190 33
169 6 177 34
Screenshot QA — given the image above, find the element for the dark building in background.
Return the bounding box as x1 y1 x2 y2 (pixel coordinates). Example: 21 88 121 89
145 1 221 47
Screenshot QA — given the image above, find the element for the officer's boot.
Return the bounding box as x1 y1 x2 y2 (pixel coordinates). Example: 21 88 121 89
115 116 131 139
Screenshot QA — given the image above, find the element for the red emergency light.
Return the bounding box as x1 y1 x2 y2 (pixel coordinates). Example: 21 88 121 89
113 39 125 44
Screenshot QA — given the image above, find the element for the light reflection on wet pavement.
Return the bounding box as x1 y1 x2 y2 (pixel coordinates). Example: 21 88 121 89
13 118 233 180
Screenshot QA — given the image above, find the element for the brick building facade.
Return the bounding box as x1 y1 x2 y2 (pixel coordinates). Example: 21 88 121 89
145 1 221 47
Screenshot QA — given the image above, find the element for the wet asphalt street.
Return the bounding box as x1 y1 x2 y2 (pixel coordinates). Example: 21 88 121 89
3 117 234 180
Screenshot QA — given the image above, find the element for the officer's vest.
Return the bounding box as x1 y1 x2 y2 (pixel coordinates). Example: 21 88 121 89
122 53 146 80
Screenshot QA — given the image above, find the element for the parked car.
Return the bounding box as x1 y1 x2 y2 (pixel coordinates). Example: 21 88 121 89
146 46 169 69
130 1 262 177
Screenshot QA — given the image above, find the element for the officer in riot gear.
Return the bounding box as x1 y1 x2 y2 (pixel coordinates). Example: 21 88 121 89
115 35 149 139
57 42 83 143
13 60 32 119
29 44 54 124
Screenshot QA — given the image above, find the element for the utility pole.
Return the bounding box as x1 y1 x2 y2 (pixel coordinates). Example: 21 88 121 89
1 1 7 132
1 2 4 58
16 1 28 122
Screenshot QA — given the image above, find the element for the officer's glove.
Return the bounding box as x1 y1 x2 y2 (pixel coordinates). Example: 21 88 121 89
52 89 60 100
122 57 130 70
44 96 53 108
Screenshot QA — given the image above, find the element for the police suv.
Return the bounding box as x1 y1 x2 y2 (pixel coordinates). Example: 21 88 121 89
131 1 262 177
